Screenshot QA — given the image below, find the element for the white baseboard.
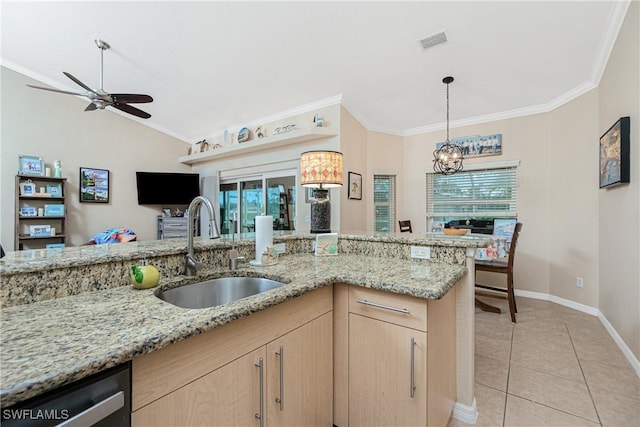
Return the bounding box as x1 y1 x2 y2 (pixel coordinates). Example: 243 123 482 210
514 290 640 378
598 311 640 378
453 399 478 424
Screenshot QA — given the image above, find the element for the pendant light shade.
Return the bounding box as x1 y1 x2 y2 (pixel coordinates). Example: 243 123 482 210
433 76 464 175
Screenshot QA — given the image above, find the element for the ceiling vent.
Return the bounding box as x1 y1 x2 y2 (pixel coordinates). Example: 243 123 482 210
419 31 447 50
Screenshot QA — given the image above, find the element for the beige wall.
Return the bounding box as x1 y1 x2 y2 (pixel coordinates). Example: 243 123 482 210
365 130 403 232
340 107 368 232
1 67 190 248
403 113 555 296
597 1 639 360
548 90 600 307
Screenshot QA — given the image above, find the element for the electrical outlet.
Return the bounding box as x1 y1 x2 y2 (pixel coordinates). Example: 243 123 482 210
274 243 286 254
576 277 584 288
410 246 431 260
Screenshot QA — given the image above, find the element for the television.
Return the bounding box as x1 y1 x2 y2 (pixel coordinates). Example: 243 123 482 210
136 172 200 205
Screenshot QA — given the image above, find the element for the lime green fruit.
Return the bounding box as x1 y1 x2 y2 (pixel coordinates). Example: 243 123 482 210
130 264 160 289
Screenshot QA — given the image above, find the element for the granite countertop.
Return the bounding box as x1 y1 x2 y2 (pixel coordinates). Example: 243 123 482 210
0 252 466 407
0 231 489 275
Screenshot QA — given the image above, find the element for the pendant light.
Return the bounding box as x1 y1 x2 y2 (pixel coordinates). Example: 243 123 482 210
433 76 463 174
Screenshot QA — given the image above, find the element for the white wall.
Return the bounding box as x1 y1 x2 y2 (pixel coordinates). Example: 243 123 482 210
1 67 190 248
597 0 639 360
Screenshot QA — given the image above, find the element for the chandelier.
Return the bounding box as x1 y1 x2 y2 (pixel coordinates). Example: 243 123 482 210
433 76 463 174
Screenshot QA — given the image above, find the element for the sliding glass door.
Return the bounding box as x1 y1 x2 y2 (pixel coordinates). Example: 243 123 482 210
220 171 296 234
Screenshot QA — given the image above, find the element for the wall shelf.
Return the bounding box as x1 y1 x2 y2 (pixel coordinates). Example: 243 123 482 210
179 127 338 165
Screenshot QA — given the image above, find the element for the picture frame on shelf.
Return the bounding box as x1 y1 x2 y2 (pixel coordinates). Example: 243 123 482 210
18 155 45 176
348 171 362 200
29 224 51 237
20 206 37 217
599 116 630 188
80 167 110 203
19 181 36 196
46 183 62 197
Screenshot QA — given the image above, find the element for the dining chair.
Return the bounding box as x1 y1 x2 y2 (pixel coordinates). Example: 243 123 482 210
475 222 523 323
398 220 412 233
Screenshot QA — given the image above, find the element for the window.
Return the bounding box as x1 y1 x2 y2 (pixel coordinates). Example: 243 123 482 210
426 161 519 225
374 175 396 232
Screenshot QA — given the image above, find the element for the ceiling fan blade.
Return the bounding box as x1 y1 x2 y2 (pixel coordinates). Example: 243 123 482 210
63 72 95 93
111 102 151 119
111 94 153 104
85 102 98 111
26 84 85 96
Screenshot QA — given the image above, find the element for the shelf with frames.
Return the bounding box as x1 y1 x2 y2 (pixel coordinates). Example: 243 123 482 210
179 127 338 165
15 174 68 250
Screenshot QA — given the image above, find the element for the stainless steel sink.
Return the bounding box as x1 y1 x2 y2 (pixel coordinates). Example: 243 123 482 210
156 277 286 309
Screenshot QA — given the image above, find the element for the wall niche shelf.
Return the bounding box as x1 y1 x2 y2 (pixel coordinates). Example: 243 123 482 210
179 127 338 165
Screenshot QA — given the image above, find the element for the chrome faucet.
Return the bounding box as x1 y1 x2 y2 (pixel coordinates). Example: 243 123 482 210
185 196 220 276
229 216 246 271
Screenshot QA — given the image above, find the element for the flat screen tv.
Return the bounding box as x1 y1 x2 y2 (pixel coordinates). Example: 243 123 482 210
136 172 200 205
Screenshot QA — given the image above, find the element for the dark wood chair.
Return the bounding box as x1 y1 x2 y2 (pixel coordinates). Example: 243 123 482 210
475 222 523 323
398 220 412 233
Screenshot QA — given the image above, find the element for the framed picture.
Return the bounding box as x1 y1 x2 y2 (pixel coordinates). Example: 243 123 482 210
47 183 62 197
436 133 502 158
80 167 110 203
348 172 362 200
599 116 630 188
18 155 45 176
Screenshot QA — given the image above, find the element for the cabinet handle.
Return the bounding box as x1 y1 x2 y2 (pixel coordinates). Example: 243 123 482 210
410 337 416 398
275 346 284 411
255 357 264 427
56 391 123 427
356 299 410 314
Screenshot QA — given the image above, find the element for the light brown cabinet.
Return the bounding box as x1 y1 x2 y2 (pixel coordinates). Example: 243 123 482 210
335 284 457 427
267 312 333 426
349 313 427 426
132 286 333 427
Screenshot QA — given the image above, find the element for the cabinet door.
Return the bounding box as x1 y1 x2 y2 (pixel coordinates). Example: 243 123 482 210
132 347 266 427
349 313 427 427
266 312 333 427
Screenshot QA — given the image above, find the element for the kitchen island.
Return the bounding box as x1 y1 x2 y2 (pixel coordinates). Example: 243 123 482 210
0 232 490 424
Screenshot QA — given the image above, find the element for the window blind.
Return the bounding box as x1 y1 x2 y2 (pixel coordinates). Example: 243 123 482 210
373 175 397 232
426 165 517 218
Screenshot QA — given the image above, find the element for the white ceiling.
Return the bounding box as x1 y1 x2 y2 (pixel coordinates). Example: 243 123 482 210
0 1 629 143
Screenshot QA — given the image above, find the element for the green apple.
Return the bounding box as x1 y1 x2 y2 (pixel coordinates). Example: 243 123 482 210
130 264 160 289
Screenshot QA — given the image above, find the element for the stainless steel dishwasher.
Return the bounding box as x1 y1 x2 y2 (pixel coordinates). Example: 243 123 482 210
1 362 130 427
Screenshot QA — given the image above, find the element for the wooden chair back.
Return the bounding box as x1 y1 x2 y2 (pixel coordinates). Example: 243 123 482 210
506 222 523 272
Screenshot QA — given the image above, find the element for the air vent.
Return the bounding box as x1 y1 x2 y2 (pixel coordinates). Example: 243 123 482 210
419 31 447 50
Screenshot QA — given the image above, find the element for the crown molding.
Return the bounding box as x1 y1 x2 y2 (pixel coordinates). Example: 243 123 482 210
590 0 631 85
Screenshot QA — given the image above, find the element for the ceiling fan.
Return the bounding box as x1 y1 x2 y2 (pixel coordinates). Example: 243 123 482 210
27 39 153 119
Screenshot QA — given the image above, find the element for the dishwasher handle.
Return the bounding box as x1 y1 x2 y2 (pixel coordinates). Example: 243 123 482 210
56 391 124 427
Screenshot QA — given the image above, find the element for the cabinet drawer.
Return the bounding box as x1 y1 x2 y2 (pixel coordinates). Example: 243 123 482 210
348 287 427 331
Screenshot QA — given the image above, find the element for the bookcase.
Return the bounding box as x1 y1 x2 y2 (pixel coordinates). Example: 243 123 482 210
15 175 68 250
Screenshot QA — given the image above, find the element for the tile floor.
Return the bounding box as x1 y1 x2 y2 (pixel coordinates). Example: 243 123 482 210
450 296 640 427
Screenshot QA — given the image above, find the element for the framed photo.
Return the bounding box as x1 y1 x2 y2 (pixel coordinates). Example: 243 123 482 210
348 172 362 200
18 155 45 176
47 183 62 197
599 116 630 188
80 167 110 203
436 133 502 158
19 182 36 196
